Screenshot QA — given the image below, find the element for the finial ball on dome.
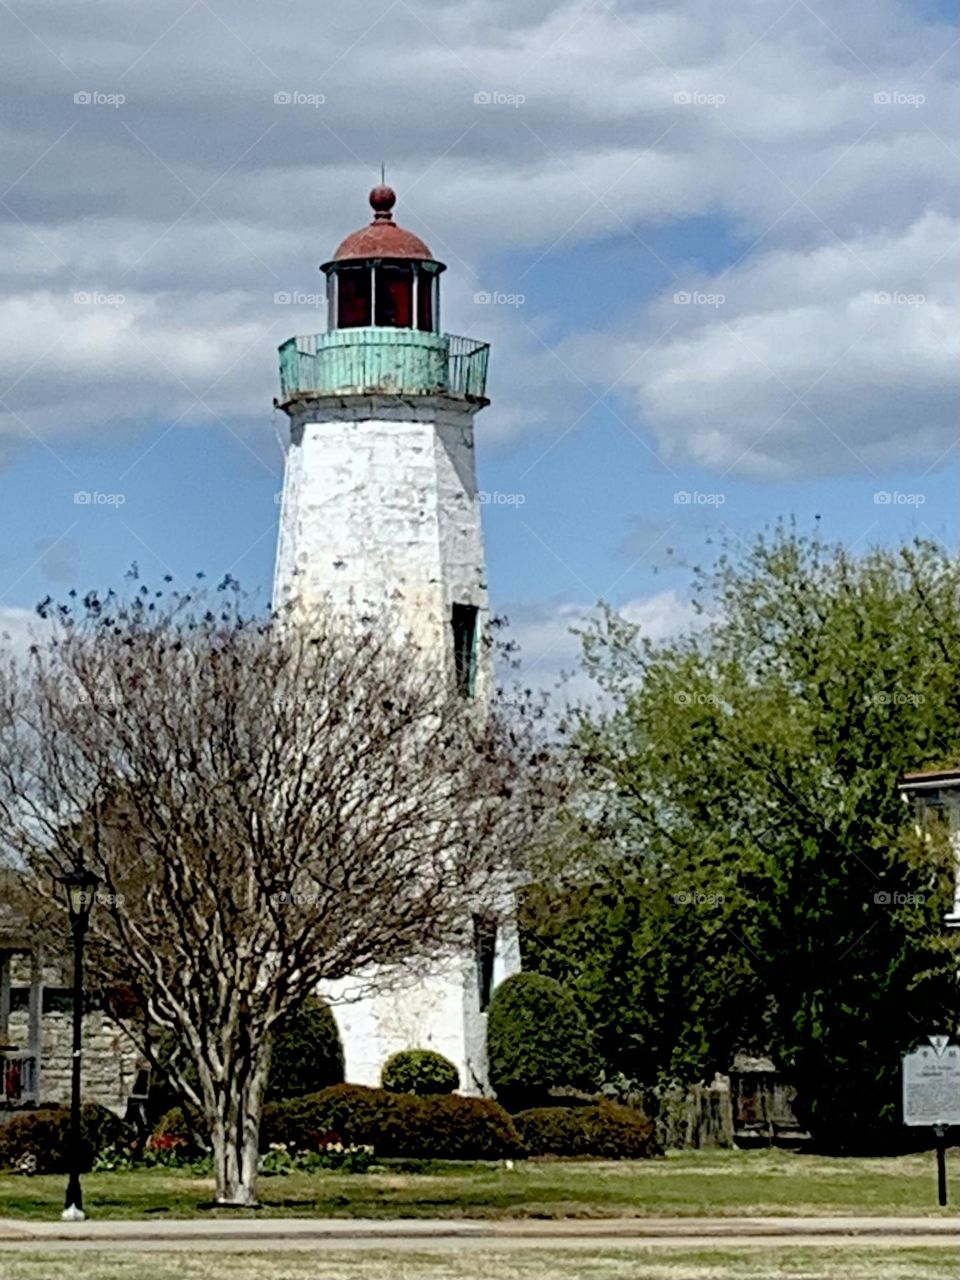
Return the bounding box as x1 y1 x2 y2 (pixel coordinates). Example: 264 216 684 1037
369 184 396 215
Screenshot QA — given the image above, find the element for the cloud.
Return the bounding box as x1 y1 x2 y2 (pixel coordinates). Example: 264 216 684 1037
0 0 952 475
0 606 49 658
499 588 700 702
567 211 959 477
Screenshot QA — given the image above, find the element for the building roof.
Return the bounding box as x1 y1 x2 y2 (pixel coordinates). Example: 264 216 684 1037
329 185 435 264
899 766 960 791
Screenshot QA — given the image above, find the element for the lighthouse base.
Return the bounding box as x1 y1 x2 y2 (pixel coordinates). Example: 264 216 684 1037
319 925 520 1096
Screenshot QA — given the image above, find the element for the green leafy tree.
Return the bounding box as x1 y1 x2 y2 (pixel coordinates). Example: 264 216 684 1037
525 527 960 1151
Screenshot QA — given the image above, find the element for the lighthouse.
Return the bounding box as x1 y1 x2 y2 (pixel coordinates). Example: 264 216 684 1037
273 185 519 1092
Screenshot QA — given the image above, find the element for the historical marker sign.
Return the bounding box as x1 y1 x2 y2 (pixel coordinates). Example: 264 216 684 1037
902 1043 960 1127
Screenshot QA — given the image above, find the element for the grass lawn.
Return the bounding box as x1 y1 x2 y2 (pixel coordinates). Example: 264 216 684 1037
0 1148 954 1220
0 1247 953 1280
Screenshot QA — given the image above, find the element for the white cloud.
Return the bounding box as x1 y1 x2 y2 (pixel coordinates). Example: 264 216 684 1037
500 588 700 702
567 211 959 477
0 607 49 658
0 0 952 476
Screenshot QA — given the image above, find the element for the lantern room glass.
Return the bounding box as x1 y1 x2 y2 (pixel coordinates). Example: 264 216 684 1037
327 261 439 333
335 264 371 328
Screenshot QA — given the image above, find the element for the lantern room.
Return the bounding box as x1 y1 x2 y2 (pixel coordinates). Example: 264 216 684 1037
321 185 445 333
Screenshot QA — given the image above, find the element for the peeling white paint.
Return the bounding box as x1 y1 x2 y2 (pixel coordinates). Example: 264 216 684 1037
275 392 519 1092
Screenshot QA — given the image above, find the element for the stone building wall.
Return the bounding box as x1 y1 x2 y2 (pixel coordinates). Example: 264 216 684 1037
7 1007 141 1115
5 952 143 1117
274 399 490 679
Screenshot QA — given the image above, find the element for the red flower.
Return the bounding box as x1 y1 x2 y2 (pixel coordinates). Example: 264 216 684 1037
151 1134 187 1153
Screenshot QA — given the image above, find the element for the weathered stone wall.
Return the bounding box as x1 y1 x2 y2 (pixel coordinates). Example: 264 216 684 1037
274 399 489 663
275 393 515 1090
322 915 521 1096
7 1007 141 1116
6 953 142 1116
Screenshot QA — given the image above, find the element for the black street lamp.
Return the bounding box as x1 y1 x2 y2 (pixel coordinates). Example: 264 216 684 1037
57 865 99 1222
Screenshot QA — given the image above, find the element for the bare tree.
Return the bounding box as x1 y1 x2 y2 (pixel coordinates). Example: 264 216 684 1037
0 587 560 1204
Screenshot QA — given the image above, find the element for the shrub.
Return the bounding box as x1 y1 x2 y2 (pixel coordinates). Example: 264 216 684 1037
408 1093 522 1160
149 1105 208 1160
262 1085 382 1150
261 1084 522 1160
266 996 345 1102
381 1049 459 1096
0 1103 127 1174
514 1100 659 1159
487 973 599 1109
147 998 344 1118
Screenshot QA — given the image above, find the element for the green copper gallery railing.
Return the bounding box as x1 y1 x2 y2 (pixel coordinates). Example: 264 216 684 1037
278 328 490 403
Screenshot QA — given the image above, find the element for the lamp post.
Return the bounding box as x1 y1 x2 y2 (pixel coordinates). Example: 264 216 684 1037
57 866 99 1222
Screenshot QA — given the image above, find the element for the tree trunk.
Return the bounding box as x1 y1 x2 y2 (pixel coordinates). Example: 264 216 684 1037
207 1055 269 1206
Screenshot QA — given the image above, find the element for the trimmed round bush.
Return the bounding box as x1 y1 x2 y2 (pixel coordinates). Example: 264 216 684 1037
266 996 345 1102
0 1103 127 1174
381 1049 459 1096
260 1084 522 1160
514 1100 659 1159
487 973 599 1109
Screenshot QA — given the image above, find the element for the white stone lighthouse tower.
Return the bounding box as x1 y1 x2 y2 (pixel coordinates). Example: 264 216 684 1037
273 184 519 1093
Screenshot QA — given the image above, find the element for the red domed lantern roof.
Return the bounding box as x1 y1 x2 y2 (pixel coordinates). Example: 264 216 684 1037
330 185 435 263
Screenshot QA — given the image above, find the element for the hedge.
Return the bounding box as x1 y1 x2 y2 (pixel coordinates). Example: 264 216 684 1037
0 1104 128 1174
261 1084 522 1160
381 1049 459 1096
513 1100 659 1159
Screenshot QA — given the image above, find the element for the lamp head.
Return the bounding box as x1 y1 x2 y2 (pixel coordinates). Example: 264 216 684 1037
58 867 100 925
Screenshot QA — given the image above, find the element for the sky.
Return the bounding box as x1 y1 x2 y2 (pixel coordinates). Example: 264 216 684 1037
0 0 956 689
